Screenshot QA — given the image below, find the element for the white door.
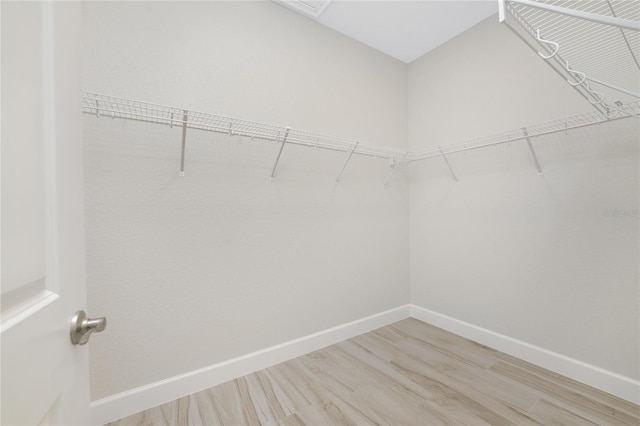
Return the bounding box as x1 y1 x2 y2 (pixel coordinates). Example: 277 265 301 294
1 2 95 425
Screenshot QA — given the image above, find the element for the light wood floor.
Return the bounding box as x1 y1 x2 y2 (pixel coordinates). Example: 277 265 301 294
107 318 639 425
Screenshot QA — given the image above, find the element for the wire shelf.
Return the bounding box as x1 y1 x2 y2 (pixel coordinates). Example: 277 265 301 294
410 100 640 161
501 0 640 114
82 92 406 163
82 92 639 179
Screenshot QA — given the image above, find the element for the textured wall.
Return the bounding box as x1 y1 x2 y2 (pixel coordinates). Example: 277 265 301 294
408 17 639 380
82 1 409 400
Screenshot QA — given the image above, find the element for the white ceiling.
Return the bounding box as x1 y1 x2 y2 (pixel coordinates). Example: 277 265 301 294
274 1 498 63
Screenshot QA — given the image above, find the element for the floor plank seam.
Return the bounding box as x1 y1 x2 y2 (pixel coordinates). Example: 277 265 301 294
525 397 540 416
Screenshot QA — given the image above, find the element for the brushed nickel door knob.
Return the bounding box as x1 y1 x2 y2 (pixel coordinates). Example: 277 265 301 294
70 310 107 345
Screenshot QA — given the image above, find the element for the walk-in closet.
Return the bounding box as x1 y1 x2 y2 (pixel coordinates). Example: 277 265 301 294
2 1 639 425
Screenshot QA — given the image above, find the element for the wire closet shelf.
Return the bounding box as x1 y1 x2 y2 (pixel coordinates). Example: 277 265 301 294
81 93 405 160
499 0 640 117
82 92 640 181
409 101 640 162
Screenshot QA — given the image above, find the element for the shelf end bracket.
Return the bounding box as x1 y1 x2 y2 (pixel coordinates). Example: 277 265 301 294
523 128 543 176
439 147 459 182
179 110 188 177
336 142 360 183
383 152 408 186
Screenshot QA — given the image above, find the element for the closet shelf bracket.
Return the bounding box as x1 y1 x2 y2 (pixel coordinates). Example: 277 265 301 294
585 77 640 100
383 152 408 186
336 142 360 183
270 127 291 179
439 147 459 182
523 128 543 176
180 110 188 177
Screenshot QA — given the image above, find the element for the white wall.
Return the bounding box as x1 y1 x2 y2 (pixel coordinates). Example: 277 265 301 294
83 2 639 405
82 1 409 401
409 16 639 381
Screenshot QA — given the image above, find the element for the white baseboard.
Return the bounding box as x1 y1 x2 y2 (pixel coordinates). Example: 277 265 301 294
90 305 411 425
92 303 639 425
410 304 640 405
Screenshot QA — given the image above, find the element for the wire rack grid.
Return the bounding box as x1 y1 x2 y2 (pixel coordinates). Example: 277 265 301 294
502 0 640 115
82 92 407 164
410 100 640 162
83 92 639 171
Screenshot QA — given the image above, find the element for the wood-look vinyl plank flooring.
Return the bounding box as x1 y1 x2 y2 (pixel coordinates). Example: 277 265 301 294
106 318 640 425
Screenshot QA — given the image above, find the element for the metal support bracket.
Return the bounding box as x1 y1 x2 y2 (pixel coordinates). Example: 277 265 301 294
585 77 640 99
523 128 543 176
336 142 359 182
179 110 188 177
439 147 459 182
384 152 408 186
270 127 291 179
